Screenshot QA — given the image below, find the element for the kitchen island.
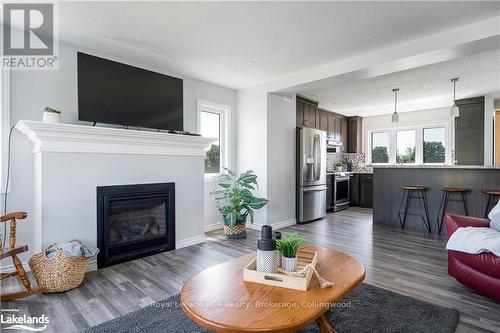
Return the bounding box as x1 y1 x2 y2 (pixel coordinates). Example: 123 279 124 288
373 165 500 234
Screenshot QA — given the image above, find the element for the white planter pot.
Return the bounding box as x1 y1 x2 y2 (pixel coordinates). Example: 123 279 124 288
43 112 61 124
282 256 297 272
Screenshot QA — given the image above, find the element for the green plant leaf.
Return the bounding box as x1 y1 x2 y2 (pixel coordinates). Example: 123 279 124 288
223 167 236 177
248 197 269 209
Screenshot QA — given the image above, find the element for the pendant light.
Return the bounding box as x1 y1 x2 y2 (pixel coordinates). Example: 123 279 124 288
391 88 400 123
450 78 460 117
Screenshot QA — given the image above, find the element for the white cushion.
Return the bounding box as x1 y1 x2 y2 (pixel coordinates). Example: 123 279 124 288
446 227 500 256
489 201 500 232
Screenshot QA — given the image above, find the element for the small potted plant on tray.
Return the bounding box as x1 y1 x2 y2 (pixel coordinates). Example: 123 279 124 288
210 168 268 239
276 232 306 272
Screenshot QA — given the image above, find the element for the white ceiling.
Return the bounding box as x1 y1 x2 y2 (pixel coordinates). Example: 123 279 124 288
29 1 500 89
297 49 500 117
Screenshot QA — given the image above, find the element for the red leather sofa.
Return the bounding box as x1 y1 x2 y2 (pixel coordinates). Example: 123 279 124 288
445 214 500 301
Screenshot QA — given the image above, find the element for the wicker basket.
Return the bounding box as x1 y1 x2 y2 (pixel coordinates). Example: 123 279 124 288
28 248 90 293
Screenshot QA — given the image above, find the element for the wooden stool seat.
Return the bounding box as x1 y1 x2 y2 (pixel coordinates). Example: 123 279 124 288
482 189 500 196
0 211 40 302
482 189 500 218
440 187 470 193
402 185 427 191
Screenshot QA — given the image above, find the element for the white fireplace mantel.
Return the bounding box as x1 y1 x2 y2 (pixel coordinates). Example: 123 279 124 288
15 120 215 156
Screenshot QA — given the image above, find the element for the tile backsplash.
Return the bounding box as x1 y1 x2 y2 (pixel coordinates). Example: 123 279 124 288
327 153 373 173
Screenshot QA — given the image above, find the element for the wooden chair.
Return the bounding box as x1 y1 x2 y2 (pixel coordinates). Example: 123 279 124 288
0 211 39 301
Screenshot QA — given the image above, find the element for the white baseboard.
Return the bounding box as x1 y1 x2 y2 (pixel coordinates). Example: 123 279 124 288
271 218 297 229
204 223 224 232
176 234 206 249
246 222 265 231
247 219 296 231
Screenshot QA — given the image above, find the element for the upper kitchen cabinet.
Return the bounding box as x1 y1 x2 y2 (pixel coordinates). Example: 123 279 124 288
347 116 362 153
318 110 329 132
296 97 318 129
454 97 484 165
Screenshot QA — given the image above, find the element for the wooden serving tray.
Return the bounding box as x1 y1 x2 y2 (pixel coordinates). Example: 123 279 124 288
243 250 318 291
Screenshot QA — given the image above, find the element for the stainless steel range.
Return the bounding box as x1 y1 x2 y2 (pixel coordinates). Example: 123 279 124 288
332 172 350 212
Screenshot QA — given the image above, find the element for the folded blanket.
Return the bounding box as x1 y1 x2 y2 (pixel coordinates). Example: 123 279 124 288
45 240 100 259
446 227 500 257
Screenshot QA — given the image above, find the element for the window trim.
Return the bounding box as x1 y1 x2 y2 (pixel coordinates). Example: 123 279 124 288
370 130 390 165
422 126 448 165
368 122 450 166
0 68 10 193
197 99 230 179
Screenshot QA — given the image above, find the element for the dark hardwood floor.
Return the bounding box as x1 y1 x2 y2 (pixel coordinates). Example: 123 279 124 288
1 208 499 333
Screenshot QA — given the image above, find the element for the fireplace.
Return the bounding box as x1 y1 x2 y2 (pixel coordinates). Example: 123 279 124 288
97 183 175 268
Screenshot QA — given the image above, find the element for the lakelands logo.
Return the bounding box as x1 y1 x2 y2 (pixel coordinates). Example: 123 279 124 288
2 2 59 69
0 313 49 331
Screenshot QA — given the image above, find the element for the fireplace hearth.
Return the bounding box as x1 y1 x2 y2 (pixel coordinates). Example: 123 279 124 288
97 183 175 268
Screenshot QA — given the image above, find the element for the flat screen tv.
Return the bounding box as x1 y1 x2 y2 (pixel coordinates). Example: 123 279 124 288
77 52 183 131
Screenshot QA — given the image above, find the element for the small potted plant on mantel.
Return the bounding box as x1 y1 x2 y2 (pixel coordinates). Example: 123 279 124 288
210 168 268 239
43 106 61 124
276 232 306 272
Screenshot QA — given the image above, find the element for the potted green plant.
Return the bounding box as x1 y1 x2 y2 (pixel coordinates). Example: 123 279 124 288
276 232 306 272
43 106 61 124
210 168 268 239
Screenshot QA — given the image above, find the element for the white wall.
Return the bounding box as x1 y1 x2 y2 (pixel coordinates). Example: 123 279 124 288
484 95 495 165
266 93 296 227
236 87 268 226
362 107 454 164
1 41 236 264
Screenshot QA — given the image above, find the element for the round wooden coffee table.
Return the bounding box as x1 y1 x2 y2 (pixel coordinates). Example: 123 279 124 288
181 245 365 333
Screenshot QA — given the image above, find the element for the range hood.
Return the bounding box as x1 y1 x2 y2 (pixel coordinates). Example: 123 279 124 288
326 139 342 147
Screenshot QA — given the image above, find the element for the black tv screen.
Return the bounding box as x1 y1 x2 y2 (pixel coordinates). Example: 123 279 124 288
77 52 183 131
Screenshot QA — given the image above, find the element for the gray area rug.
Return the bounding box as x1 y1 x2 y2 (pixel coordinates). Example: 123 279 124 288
83 283 459 333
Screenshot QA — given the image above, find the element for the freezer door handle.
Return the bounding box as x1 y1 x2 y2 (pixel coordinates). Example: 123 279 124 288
303 186 327 192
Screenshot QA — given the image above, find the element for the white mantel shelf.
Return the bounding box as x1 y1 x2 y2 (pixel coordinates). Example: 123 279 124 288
15 120 215 156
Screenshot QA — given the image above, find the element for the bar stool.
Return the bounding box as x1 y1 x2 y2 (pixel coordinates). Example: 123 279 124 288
398 185 431 233
436 187 470 234
482 189 500 218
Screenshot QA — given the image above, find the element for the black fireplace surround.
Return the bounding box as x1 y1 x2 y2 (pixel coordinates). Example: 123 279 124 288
97 183 175 268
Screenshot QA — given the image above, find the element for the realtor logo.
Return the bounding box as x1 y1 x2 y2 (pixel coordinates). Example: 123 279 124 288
2 2 58 69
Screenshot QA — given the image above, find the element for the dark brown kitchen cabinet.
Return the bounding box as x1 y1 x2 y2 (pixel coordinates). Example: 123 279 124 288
340 118 348 150
359 174 373 208
296 97 318 129
349 174 360 205
304 103 317 128
296 100 305 128
347 116 362 153
318 110 329 132
454 97 484 165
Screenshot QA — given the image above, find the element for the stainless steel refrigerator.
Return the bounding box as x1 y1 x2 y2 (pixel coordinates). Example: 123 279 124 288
296 127 327 223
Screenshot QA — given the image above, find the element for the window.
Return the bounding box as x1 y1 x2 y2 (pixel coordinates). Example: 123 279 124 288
396 130 416 164
368 124 449 165
371 132 389 163
423 127 446 163
198 100 230 175
200 111 221 173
